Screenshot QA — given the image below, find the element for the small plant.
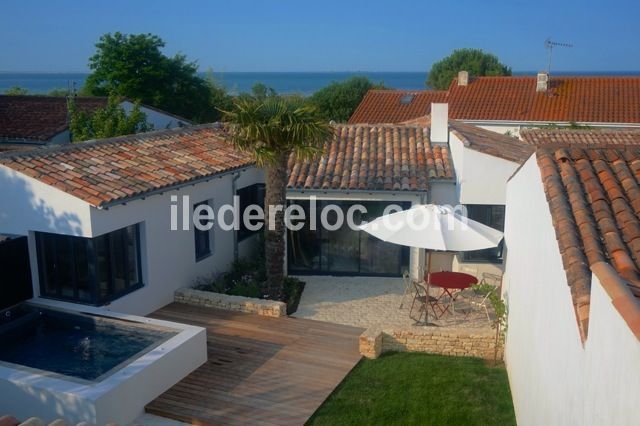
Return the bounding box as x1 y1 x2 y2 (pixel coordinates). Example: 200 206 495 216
192 238 306 314
471 282 507 332
471 282 508 365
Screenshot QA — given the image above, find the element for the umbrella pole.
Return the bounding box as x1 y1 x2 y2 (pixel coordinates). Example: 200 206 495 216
425 251 432 325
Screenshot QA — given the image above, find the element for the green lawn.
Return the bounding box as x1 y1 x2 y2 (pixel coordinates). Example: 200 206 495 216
307 352 516 426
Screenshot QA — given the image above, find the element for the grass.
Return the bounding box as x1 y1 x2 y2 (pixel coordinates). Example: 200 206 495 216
307 352 516 426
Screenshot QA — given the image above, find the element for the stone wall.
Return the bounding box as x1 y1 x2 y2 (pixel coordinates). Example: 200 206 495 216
360 326 503 360
175 288 287 317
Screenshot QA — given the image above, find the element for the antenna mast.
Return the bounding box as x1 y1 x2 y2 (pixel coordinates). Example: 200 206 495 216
545 37 573 75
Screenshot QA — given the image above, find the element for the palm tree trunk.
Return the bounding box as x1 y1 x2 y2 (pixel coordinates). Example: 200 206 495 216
264 152 288 299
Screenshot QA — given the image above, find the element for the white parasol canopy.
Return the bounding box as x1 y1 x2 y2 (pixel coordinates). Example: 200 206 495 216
358 204 503 252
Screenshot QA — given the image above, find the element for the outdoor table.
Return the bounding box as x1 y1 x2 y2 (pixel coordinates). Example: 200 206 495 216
424 271 478 318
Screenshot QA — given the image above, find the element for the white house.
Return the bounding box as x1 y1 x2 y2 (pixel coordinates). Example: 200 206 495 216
285 104 532 279
0 103 531 314
0 95 191 151
0 124 261 316
503 129 640 425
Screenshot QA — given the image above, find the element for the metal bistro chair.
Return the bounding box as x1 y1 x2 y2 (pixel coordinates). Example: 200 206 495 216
409 279 439 324
400 270 412 309
468 272 502 322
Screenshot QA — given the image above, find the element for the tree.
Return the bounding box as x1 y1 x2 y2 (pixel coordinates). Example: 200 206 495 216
69 94 151 142
4 86 29 95
83 32 222 122
223 97 331 299
427 48 512 90
250 82 277 101
203 70 234 121
309 76 384 122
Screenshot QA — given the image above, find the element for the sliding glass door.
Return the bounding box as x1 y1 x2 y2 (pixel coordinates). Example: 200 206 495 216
36 224 143 305
288 200 409 276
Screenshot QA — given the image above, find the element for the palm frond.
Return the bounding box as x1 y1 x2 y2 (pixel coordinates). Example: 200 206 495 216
221 96 333 165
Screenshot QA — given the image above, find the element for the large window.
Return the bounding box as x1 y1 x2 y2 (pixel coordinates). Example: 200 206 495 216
36 224 142 305
194 200 212 261
287 200 410 276
462 205 505 263
236 183 265 241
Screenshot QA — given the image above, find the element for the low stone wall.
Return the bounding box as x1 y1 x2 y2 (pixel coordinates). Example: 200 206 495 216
175 288 287 317
360 326 502 360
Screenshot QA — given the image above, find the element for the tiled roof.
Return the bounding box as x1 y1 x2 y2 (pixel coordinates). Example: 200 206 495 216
349 76 640 125
348 90 448 124
0 144 41 154
0 95 107 141
287 124 453 192
448 76 640 123
534 129 640 341
449 121 533 163
521 128 640 147
0 124 254 207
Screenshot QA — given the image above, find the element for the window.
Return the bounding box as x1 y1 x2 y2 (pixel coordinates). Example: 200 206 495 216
236 183 265 241
462 205 505 263
400 94 415 105
194 201 212 260
36 224 142 305
287 200 410 276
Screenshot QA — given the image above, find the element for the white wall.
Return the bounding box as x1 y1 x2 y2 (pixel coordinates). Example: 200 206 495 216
449 132 521 205
583 275 640 426
0 165 93 237
2 165 263 316
121 101 190 130
86 167 262 315
504 155 587 425
504 155 640 425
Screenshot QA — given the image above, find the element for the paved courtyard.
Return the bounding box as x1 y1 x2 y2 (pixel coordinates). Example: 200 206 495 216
293 275 494 332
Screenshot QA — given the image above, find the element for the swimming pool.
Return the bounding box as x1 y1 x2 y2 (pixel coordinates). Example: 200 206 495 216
0 302 207 424
0 305 175 381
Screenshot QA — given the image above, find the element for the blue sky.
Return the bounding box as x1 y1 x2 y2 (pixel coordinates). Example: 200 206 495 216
1 0 639 72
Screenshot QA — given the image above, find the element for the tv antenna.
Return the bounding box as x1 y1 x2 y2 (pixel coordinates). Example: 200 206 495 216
545 37 573 75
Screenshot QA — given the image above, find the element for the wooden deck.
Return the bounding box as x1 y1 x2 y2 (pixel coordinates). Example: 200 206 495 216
145 303 363 425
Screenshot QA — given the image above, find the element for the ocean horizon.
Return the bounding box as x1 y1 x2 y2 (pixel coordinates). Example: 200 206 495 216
2 70 640 96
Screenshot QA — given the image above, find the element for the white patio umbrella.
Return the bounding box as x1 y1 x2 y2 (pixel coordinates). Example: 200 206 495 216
358 204 503 252
358 204 504 322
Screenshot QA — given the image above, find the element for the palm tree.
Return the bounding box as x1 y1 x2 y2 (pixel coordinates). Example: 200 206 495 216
223 97 332 299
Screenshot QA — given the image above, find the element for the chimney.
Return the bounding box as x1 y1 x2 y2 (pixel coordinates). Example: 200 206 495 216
457 70 469 86
430 103 449 143
536 72 549 92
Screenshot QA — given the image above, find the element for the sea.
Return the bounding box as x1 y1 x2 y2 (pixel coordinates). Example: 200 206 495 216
2 71 640 96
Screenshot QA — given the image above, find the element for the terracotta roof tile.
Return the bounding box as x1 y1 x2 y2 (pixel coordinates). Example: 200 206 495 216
449 120 534 163
0 95 107 141
533 129 640 341
287 124 453 192
349 76 640 125
0 124 254 207
348 90 448 124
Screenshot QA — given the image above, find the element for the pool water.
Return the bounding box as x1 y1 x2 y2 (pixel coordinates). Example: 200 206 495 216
0 306 175 381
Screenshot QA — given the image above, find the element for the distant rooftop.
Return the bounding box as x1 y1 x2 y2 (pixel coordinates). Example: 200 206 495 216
0 95 106 141
349 75 640 125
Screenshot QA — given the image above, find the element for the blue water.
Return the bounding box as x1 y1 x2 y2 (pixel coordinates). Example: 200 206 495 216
0 307 173 381
2 71 640 96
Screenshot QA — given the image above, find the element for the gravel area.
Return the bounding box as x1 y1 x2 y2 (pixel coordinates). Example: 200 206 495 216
292 275 494 332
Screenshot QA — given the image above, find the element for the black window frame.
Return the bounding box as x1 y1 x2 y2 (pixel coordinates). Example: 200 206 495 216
194 200 213 261
287 200 411 277
236 183 266 241
35 224 143 306
461 204 505 264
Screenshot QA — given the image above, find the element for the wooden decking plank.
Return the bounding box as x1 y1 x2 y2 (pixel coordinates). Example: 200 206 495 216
145 303 362 425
